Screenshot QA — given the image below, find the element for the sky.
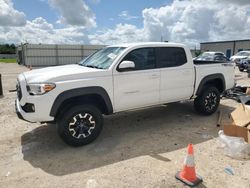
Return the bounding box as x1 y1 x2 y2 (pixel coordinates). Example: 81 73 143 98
0 0 250 48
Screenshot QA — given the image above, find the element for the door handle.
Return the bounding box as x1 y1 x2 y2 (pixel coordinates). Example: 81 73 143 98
150 74 159 77
151 74 158 76
124 90 139 94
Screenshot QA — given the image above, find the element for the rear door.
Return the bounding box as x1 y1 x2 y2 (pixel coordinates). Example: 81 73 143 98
113 47 160 112
156 47 194 103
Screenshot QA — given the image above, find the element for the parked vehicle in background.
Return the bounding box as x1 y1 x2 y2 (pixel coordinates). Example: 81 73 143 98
16 42 235 146
237 56 250 72
194 52 230 62
230 51 250 71
247 60 250 77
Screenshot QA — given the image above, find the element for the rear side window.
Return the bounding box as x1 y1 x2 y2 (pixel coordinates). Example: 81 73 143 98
157 47 187 68
122 48 156 71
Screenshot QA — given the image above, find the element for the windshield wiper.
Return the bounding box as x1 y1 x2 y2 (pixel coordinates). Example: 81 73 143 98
81 64 103 69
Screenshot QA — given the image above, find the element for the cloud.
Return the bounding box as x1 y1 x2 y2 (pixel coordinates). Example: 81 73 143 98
48 0 96 27
219 0 250 5
119 11 138 21
0 0 26 26
89 0 250 47
0 17 88 44
89 24 144 44
0 0 90 44
88 0 100 4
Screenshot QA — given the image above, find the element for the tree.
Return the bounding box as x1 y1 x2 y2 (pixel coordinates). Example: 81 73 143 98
0 44 16 54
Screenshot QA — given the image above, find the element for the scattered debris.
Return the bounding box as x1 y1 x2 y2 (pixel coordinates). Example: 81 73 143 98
224 167 234 175
223 103 250 143
201 133 212 139
8 89 16 92
195 131 203 135
217 111 222 127
5 171 11 177
86 179 98 188
218 130 250 159
150 154 171 162
222 86 250 102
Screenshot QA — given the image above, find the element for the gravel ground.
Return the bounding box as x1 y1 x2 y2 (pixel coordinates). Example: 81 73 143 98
0 63 250 188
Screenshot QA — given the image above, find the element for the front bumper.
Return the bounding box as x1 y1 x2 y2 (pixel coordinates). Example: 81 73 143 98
15 99 34 123
15 99 36 123
15 74 55 123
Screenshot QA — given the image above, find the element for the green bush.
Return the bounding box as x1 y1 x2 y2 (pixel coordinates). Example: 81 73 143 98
0 44 16 54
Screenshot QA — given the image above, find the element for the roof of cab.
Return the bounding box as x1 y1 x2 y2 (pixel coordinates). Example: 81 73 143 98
108 42 187 48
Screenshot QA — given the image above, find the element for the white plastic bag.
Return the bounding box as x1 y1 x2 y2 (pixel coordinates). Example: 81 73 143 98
218 130 250 159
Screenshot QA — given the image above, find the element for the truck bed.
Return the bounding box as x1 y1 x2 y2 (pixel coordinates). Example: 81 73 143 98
193 60 235 96
193 60 231 65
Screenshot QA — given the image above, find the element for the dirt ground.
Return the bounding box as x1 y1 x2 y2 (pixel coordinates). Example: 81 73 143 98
0 63 250 188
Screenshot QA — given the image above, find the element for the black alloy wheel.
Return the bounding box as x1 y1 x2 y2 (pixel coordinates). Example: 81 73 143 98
57 104 103 146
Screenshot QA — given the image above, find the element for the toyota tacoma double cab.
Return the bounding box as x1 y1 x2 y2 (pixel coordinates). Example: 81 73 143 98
16 42 235 146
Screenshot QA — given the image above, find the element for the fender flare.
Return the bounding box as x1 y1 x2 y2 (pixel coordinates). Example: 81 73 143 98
50 86 113 117
196 73 225 96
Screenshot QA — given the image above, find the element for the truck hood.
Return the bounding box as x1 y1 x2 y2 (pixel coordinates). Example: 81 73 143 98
22 64 108 83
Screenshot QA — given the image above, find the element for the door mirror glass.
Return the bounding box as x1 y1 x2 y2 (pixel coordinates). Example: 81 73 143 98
118 61 135 71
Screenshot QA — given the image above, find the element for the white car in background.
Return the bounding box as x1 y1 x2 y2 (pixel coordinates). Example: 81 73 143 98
230 51 250 63
230 51 250 71
194 52 229 62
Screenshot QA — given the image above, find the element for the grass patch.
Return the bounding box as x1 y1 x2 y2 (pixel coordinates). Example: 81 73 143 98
0 58 17 63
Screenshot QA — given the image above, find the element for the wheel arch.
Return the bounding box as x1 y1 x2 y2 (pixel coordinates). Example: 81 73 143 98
50 86 113 118
196 74 225 96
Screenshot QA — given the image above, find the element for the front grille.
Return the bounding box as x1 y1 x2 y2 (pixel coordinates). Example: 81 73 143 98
16 81 22 100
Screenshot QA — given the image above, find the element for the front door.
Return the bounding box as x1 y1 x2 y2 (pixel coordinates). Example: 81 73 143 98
113 47 160 112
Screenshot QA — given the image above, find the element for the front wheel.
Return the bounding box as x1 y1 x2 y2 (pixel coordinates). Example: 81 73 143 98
194 86 220 115
57 104 103 146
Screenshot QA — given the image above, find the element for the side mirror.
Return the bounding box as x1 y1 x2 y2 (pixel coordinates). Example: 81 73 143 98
118 60 135 71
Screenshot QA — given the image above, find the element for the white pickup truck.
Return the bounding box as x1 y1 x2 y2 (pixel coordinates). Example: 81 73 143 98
16 42 235 146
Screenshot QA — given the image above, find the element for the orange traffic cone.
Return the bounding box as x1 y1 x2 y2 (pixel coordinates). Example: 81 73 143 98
175 144 202 187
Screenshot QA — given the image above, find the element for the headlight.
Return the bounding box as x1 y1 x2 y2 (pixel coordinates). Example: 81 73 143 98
26 83 56 95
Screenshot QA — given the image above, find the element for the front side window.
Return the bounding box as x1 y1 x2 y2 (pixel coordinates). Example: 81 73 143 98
157 47 187 68
122 48 156 71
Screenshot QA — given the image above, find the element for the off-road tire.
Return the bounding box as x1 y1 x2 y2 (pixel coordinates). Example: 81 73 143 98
57 104 103 147
194 86 220 115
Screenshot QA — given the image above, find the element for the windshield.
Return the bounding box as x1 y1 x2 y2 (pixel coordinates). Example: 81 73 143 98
79 47 126 69
235 51 250 56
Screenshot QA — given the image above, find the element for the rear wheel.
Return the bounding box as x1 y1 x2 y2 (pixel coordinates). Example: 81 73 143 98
57 104 103 146
194 86 220 115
